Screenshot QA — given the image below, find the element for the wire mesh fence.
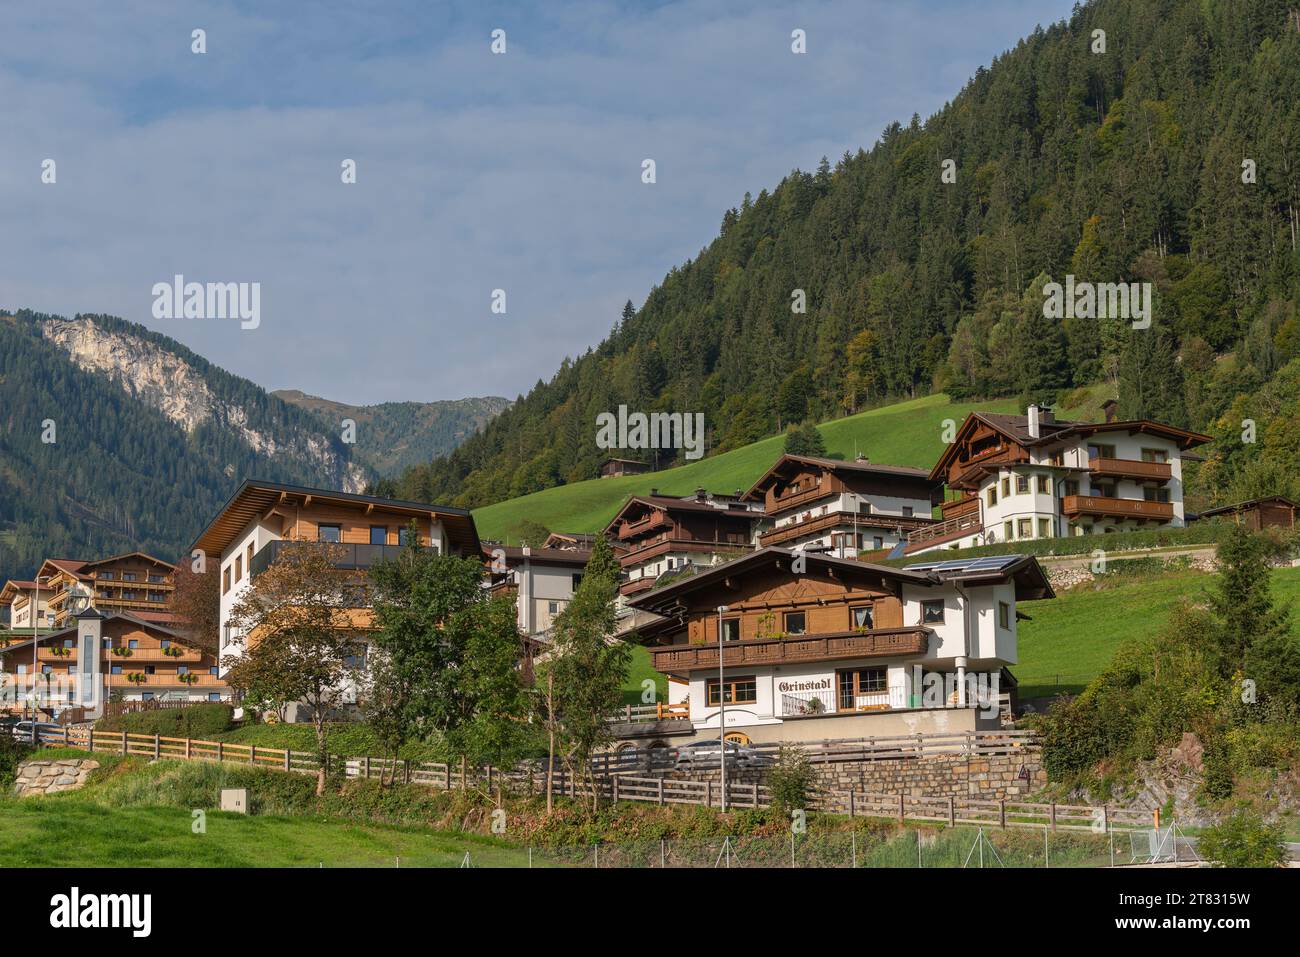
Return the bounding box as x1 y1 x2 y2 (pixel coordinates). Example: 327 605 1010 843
308 825 1187 869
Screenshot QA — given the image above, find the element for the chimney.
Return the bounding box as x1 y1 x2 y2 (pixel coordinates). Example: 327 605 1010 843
855 453 870 464
1027 404 1041 440
650 488 659 496
1039 404 1055 426
695 487 707 502
1102 399 1118 423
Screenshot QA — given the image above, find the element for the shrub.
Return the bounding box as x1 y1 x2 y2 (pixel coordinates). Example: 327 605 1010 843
0 734 29 789
1198 807 1287 868
96 703 235 738
766 745 817 813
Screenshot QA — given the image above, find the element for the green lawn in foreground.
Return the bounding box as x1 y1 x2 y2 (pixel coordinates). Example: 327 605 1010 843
472 394 1020 541
0 798 536 868
1015 565 1300 699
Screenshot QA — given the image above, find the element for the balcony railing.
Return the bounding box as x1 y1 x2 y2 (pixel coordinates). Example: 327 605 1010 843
650 628 928 673
907 509 982 545
939 495 980 520
604 702 691 724
1088 457 1172 482
779 685 909 716
1061 495 1174 520
249 540 408 578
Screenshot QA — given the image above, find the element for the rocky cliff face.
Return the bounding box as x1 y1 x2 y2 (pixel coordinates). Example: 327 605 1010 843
41 318 367 492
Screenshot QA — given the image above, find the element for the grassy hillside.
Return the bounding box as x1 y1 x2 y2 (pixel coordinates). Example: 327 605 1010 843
1016 565 1300 699
472 394 1021 541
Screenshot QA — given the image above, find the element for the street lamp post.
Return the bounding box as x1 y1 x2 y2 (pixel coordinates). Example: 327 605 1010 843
717 604 729 813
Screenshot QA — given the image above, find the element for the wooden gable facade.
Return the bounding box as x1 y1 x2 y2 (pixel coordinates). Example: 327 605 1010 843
930 417 1030 490
631 552 931 676
743 455 934 516
605 497 754 566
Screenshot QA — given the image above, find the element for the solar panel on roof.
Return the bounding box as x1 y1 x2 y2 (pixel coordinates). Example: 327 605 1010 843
905 554 1023 573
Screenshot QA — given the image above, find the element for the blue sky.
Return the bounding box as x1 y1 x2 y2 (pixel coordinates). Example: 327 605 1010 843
0 0 1076 405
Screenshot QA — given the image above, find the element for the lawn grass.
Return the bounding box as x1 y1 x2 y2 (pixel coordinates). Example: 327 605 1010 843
472 394 1021 541
621 644 666 706
1015 564 1300 699
0 797 537 867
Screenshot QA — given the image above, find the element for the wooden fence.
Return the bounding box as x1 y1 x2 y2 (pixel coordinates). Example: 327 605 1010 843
22 725 1148 832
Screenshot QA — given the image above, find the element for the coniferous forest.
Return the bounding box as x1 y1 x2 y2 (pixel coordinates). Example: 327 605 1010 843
384 0 1300 512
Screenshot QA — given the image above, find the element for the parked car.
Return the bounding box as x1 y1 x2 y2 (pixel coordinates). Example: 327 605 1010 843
670 739 769 770
10 720 61 743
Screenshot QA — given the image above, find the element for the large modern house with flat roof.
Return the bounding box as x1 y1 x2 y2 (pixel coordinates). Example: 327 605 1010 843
192 480 481 705
624 547 1052 745
905 402 1211 555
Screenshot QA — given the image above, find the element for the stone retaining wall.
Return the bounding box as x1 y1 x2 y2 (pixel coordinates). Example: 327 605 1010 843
13 759 99 797
666 751 1046 801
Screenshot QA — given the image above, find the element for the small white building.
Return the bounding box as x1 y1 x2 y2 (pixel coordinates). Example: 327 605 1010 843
485 545 591 638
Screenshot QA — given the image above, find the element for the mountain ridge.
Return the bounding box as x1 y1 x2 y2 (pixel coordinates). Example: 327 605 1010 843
272 389 510 477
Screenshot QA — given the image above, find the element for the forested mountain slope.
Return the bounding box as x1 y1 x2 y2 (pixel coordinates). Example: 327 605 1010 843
388 0 1299 511
274 390 510 477
0 311 369 582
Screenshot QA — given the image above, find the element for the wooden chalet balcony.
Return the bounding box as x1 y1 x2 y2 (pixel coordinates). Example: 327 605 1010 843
649 627 928 673
616 511 668 540
759 510 934 547
106 647 203 663
939 495 979 521
767 482 828 514
114 672 226 688
907 509 982 545
1088 457 1172 482
1061 495 1174 520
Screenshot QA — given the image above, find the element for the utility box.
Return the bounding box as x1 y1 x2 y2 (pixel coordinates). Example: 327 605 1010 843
220 788 248 814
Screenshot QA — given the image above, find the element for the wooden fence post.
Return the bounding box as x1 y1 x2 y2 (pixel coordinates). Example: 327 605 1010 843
612 776 620 803
121 730 128 755
153 733 160 759
947 797 955 826
283 749 290 773
1049 803 1057 832
898 794 905 824
217 741 223 763
185 737 192 760
706 780 712 807
250 745 256 766
999 799 1006 829
363 755 370 779
657 778 664 806
404 759 411 785
848 790 856 818
87 728 94 753
63 726 69 746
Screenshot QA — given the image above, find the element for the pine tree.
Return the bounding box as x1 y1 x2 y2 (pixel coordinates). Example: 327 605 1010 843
1117 322 1186 425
